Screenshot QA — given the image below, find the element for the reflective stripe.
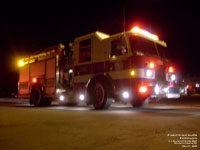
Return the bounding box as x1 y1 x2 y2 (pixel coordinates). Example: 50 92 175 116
74 74 93 83
73 68 155 83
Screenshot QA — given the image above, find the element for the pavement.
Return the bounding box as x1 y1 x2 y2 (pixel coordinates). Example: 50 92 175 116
0 97 200 150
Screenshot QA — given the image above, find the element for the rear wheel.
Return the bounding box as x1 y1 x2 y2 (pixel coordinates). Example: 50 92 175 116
91 82 112 109
43 98 52 106
30 85 43 106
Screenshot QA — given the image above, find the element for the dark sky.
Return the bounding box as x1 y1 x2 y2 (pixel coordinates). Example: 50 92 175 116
0 0 200 96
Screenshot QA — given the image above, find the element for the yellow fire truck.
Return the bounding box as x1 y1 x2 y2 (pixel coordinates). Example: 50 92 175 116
18 26 180 109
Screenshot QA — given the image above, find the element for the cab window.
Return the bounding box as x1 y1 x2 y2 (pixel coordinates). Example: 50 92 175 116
79 39 91 63
111 38 127 57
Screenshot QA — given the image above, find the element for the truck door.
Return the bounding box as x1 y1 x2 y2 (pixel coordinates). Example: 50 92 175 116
45 58 56 96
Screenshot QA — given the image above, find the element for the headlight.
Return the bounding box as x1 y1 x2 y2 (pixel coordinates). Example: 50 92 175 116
122 91 129 99
69 69 73 73
170 74 176 81
146 69 153 77
56 89 61 94
154 84 160 95
196 83 199 88
163 87 169 93
79 94 85 101
59 95 65 101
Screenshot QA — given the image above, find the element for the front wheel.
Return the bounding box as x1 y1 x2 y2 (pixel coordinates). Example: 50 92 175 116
91 82 112 109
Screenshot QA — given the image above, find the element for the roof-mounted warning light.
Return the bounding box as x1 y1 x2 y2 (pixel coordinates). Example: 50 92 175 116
131 26 159 41
18 60 24 67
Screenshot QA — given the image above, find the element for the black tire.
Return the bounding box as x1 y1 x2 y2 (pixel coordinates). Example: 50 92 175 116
30 85 43 106
91 82 112 109
43 98 52 106
130 97 149 108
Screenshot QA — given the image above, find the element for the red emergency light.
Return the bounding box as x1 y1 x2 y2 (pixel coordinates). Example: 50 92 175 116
168 66 174 73
32 78 37 83
131 26 159 41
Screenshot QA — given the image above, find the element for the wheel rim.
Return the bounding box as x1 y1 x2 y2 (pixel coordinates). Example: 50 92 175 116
94 83 105 107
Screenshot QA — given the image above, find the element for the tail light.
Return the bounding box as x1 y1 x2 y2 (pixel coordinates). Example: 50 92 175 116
168 82 174 87
186 85 190 89
32 78 37 83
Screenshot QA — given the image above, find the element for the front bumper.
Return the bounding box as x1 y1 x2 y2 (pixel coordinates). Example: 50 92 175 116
150 85 180 99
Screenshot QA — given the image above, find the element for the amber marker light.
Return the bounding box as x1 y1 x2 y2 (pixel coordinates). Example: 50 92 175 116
148 62 154 69
130 70 135 76
18 60 24 67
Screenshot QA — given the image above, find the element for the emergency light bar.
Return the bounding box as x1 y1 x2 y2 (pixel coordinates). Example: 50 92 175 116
131 26 167 47
131 26 159 41
17 44 64 67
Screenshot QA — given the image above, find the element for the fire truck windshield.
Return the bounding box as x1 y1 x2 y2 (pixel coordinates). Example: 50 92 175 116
129 36 167 58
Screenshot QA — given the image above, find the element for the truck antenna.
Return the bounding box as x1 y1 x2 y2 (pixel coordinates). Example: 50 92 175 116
123 6 126 33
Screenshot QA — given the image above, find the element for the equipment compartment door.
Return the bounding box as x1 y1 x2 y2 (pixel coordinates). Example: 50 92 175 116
18 65 30 97
45 58 56 96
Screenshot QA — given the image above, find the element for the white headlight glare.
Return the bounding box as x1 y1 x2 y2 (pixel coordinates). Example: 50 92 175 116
56 89 60 93
154 84 160 95
196 83 199 88
146 69 153 77
59 95 64 101
79 94 85 101
122 91 129 99
171 74 176 81
163 87 169 93
69 69 73 73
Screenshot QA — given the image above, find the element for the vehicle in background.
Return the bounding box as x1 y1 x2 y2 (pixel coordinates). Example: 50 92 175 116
180 77 200 95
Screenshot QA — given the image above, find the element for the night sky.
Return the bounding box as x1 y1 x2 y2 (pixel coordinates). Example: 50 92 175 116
0 0 200 96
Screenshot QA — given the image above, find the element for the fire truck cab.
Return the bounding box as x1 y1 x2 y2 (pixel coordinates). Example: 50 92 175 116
18 26 180 109
68 26 180 109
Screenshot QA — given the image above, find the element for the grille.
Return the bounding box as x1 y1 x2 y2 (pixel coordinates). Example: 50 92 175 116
155 65 166 81
168 87 180 93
